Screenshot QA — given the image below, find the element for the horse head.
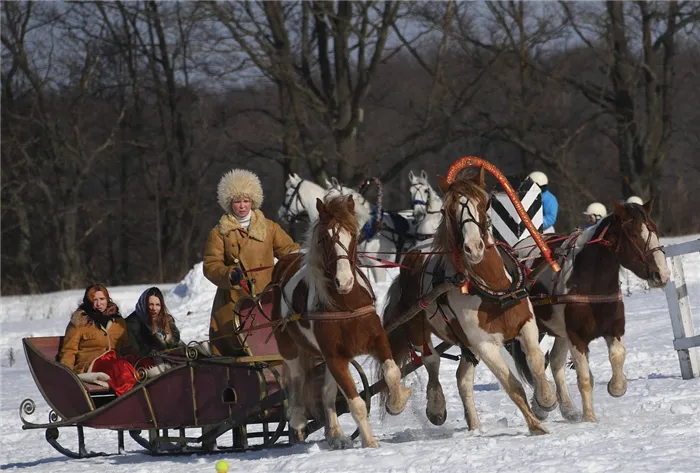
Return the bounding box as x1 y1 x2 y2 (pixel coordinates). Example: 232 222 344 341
313 195 359 295
279 173 305 222
435 168 491 266
605 200 669 287
409 170 435 222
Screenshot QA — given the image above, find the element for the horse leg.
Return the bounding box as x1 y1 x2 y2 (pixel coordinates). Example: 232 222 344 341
284 358 308 441
422 339 447 425
456 348 480 430
371 239 387 283
472 342 547 435
322 367 352 449
326 357 378 448
373 333 411 416
605 336 627 397
568 341 597 422
549 336 581 422
517 317 557 413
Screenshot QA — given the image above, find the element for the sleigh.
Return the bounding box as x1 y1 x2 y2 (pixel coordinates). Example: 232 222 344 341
20 287 446 459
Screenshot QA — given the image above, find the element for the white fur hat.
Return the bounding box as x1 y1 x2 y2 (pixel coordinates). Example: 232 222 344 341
217 168 264 212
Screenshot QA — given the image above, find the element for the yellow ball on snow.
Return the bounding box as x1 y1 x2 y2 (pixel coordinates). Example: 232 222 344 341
215 460 229 473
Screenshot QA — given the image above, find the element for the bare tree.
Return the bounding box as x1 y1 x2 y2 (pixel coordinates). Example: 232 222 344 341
2 1 125 289
207 1 402 184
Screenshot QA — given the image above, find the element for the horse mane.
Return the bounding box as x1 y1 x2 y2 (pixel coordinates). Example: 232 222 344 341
303 195 359 309
432 177 489 266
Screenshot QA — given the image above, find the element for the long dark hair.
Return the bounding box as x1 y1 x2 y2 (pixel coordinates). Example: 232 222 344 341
143 287 170 333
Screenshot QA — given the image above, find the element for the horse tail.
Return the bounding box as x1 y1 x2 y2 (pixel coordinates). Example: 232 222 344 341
508 339 535 387
376 276 412 414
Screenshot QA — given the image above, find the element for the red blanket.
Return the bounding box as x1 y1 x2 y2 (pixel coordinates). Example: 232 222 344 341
91 350 138 396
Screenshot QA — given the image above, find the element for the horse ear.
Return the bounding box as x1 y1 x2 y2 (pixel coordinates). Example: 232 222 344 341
471 167 485 187
331 177 340 187
643 198 654 215
408 170 416 183
316 198 326 218
437 175 450 194
346 195 355 212
421 170 428 181
323 178 332 189
612 199 626 217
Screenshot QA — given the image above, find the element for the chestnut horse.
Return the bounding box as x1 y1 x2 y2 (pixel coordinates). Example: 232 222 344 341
271 195 411 449
511 200 669 422
381 169 556 435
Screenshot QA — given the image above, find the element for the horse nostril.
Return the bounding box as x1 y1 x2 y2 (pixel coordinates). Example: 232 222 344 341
652 272 661 283
464 244 472 255
477 241 484 252
335 277 341 287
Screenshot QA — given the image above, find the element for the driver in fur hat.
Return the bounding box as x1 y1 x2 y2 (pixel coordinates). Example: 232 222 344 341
203 169 300 356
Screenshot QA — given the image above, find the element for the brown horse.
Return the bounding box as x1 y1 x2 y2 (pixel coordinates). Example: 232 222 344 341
271 195 411 449
381 169 556 435
511 200 669 423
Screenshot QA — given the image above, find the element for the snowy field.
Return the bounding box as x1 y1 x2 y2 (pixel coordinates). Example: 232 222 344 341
2 235 700 472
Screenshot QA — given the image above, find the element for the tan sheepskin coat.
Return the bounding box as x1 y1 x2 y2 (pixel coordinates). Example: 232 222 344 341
203 210 300 356
58 310 132 374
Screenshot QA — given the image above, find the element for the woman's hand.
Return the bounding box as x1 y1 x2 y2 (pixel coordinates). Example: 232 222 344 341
230 267 243 285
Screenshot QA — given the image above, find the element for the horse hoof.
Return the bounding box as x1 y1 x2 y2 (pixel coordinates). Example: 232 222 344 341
607 378 627 398
363 439 379 448
529 424 549 436
560 407 582 423
385 386 412 416
426 407 447 426
530 398 551 421
533 394 557 413
583 413 598 423
327 435 353 450
425 384 446 425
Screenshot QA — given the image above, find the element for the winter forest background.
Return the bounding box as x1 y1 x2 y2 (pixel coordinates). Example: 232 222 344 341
2 1 700 295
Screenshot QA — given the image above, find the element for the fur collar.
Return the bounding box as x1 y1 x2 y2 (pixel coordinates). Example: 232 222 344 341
70 310 115 330
217 209 267 241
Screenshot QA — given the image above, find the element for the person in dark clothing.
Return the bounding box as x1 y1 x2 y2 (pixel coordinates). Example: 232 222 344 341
126 287 181 358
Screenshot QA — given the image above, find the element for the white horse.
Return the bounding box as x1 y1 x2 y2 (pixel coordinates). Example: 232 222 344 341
407 170 443 241
278 173 328 224
324 178 407 283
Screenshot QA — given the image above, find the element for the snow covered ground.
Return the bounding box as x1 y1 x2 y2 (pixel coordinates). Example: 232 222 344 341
2 236 700 472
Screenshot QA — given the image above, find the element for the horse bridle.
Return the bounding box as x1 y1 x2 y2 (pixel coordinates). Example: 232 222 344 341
615 217 665 275
451 194 490 245
281 180 308 223
410 183 440 224
319 223 358 275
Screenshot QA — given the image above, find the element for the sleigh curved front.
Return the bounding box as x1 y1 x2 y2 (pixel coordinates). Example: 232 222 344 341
23 337 95 420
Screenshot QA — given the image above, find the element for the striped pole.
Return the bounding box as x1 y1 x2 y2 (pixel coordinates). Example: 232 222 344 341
445 156 560 274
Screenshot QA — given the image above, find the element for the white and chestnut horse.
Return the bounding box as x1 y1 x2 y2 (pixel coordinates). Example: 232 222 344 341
381 169 556 435
271 195 411 449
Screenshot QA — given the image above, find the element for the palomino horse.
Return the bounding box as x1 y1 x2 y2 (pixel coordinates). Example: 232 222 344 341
381 169 556 435
408 170 443 241
271 195 411 449
511 200 669 423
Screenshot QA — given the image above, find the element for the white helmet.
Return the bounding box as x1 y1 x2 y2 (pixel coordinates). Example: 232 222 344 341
583 202 607 218
528 171 548 187
626 196 644 205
